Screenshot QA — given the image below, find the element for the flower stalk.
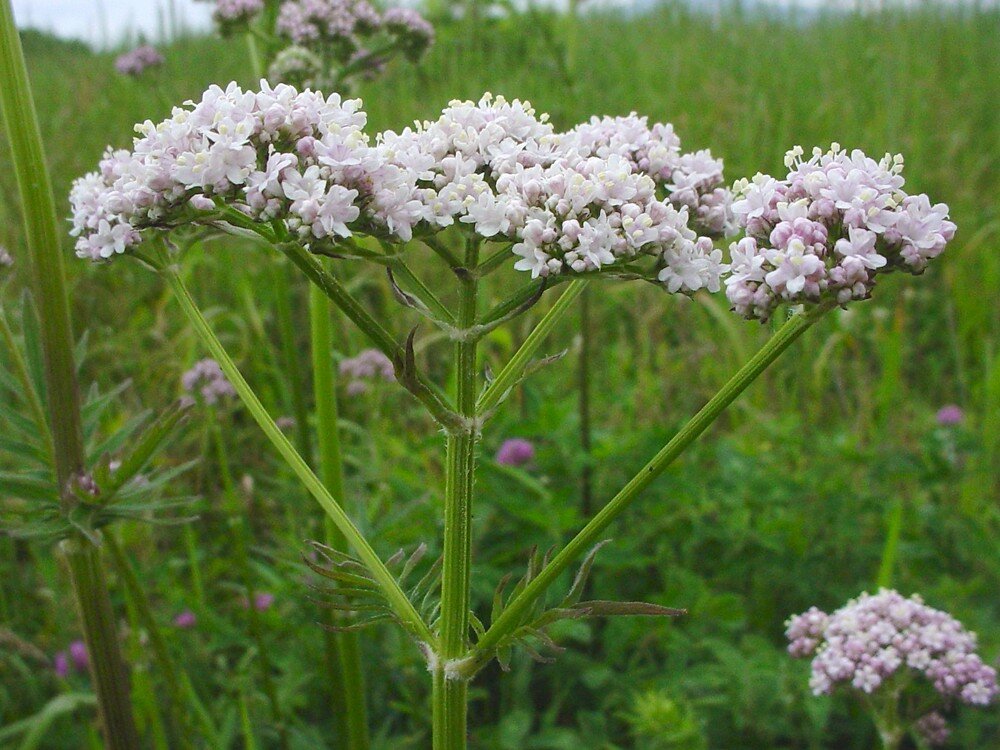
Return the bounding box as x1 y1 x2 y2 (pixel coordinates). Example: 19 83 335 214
433 240 481 749
158 252 434 646
0 2 140 745
466 302 835 672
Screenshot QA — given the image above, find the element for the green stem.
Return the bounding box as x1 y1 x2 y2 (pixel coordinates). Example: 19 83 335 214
61 537 142 749
578 287 593 515
159 258 434 645
279 242 458 429
478 279 588 414
310 283 370 750
468 303 834 671
1 3 140 744
433 241 480 750
876 498 904 588
272 263 314 467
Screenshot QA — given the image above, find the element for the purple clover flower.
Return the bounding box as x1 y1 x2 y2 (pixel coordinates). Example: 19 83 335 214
114 45 164 76
496 438 535 467
242 592 275 611
936 404 964 426
68 640 89 672
173 610 197 629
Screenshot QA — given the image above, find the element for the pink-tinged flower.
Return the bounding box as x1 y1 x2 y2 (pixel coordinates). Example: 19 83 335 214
114 45 164 76
496 438 535 467
173 610 197 629
726 145 955 321
181 358 236 405
786 589 998 706
53 651 69 678
339 349 395 395
69 640 88 672
915 712 950 746
936 404 964 426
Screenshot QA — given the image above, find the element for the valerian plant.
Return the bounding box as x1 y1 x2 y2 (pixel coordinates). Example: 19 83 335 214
63 69 957 748
786 589 998 749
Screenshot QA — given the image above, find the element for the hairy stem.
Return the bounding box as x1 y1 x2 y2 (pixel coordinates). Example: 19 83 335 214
1 3 140 744
160 257 434 644
468 303 834 671
310 283 371 750
433 240 480 749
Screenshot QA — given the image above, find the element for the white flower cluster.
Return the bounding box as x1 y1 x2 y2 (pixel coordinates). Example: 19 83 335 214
379 94 723 290
787 589 998 706
562 114 733 237
726 144 956 321
69 84 724 295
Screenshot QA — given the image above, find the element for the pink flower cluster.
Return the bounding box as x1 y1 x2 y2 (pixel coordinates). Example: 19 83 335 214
914 712 950 746
563 114 733 237
277 0 381 44
69 84 723 295
786 589 997 706
209 0 265 34
53 640 88 678
114 45 164 76
726 145 956 321
181 358 236 405
339 348 395 395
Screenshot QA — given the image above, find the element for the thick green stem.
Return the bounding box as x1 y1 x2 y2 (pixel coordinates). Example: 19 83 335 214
310 283 370 750
1 3 139 745
433 241 480 750
478 280 588 414
160 258 434 645
468 303 834 671
61 538 142 749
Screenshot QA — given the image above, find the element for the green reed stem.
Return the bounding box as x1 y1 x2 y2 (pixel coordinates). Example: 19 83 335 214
1 3 140 745
467 303 834 672
160 258 434 645
310 283 371 750
478 279 588 414
432 240 480 750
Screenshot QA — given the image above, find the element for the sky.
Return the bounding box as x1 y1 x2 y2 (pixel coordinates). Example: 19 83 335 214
11 0 982 46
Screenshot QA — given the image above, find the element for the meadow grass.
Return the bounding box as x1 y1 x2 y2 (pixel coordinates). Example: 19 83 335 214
0 3 998 747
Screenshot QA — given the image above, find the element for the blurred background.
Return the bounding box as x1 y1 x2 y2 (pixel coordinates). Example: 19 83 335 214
0 0 997 747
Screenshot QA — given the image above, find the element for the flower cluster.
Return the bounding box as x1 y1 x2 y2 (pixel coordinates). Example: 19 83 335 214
339 348 395 395
114 45 164 77
562 113 733 236
726 145 956 321
69 84 723 295
914 712 950 746
181 358 236 405
936 404 964 426
379 94 723 290
273 0 432 74
786 589 998 706
205 0 264 35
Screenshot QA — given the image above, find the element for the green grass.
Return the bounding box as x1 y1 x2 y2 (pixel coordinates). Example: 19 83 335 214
1 3 998 748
